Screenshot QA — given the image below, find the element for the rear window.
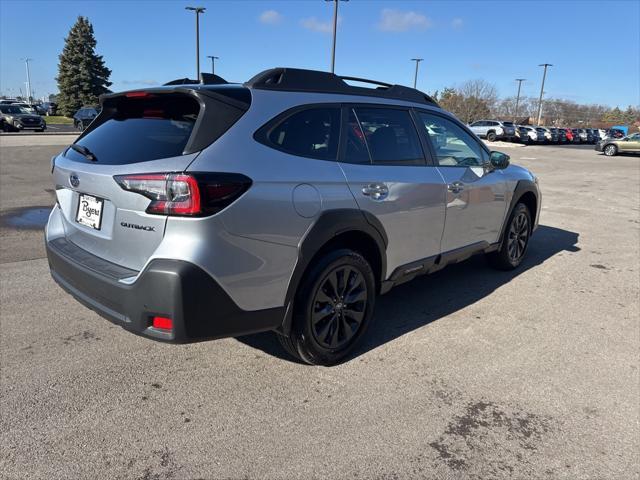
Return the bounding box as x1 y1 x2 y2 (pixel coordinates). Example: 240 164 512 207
66 90 248 165
67 95 198 165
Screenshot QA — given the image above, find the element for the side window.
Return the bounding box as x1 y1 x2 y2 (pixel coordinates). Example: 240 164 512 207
344 109 371 164
266 107 340 160
352 107 424 165
418 112 487 167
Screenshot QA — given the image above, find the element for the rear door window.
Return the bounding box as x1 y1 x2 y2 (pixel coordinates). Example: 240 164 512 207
265 107 340 160
352 107 424 166
344 109 371 164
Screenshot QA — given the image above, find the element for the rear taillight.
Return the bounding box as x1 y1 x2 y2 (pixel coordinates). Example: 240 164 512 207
114 172 251 216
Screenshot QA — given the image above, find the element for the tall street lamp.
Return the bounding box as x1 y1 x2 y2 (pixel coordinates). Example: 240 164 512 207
207 55 219 75
22 58 33 104
514 78 526 122
411 58 423 89
325 0 348 73
185 6 206 79
536 64 552 125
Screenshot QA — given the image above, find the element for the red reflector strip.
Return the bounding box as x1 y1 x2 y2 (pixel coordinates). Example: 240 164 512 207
152 316 173 330
125 91 151 98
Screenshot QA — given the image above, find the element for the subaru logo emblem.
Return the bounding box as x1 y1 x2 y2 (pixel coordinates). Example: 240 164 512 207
70 174 80 188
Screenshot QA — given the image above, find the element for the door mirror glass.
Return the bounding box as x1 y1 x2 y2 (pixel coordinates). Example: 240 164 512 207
489 151 510 169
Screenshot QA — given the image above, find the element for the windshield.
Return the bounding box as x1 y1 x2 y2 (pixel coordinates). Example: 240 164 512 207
0 105 29 114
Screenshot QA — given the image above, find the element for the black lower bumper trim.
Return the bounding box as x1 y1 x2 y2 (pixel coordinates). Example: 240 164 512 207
46 238 285 343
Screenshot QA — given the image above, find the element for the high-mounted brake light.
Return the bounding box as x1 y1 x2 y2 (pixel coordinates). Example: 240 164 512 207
125 91 152 98
114 172 251 217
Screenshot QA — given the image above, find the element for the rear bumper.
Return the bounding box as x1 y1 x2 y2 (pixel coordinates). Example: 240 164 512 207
46 237 284 343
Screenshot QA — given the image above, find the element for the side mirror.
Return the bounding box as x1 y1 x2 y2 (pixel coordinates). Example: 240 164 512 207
489 151 510 170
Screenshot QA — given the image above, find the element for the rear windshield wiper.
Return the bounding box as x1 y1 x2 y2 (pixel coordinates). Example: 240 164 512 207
70 144 98 162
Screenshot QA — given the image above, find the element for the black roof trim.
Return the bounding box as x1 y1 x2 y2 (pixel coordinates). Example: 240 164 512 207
244 67 439 107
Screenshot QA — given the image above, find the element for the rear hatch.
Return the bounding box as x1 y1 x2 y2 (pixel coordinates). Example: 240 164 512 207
52 86 250 271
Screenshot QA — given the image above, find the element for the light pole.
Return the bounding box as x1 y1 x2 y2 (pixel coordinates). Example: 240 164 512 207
514 78 525 122
325 0 348 73
22 58 33 104
536 63 552 125
207 55 219 75
185 6 206 79
411 58 423 89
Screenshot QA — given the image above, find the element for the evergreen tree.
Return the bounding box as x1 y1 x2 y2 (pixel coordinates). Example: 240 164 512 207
56 16 111 117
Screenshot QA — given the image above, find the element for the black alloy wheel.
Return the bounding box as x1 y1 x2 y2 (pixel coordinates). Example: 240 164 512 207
310 265 368 349
506 210 530 263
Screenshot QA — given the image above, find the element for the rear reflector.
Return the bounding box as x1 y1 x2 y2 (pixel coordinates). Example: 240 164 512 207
152 316 173 330
114 172 251 217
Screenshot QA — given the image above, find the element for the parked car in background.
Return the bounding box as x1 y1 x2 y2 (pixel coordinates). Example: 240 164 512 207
73 107 99 131
579 128 594 143
585 129 599 144
0 99 18 105
41 102 58 116
570 129 581 143
0 104 46 131
469 120 515 142
550 127 566 143
536 127 555 143
501 121 517 141
44 67 541 365
12 103 38 115
34 104 47 115
595 132 640 156
518 126 539 144
560 128 574 142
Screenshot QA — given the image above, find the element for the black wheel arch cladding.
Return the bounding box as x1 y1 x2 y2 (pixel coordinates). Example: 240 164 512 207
277 209 388 336
498 180 538 249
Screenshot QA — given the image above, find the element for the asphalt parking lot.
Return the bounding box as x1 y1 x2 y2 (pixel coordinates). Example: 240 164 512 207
1 135 638 479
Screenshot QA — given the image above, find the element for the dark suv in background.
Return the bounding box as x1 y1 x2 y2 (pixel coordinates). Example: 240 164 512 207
73 107 99 131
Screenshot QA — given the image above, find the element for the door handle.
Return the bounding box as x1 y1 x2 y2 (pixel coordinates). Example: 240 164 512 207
362 183 389 200
447 181 464 194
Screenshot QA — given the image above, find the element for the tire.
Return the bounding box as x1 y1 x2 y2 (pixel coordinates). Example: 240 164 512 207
486 131 497 142
278 249 376 366
603 144 617 157
487 203 532 270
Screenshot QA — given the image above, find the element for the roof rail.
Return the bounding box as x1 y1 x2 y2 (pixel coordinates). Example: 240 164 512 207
164 73 228 86
244 67 439 107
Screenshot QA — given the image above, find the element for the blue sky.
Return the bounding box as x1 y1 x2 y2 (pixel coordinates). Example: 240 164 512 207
1 0 638 107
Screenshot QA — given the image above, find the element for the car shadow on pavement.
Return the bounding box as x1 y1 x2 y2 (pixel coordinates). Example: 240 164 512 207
236 225 580 365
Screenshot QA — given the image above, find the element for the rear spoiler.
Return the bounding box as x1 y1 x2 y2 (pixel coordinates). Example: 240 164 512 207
164 73 228 86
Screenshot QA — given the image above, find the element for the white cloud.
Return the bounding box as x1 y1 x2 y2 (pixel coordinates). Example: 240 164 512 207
259 10 283 25
451 17 464 29
377 9 432 32
300 16 341 33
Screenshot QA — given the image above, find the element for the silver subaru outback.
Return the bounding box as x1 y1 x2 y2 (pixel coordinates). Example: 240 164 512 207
46 68 541 365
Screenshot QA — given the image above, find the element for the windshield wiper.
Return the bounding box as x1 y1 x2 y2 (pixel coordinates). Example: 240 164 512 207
70 144 98 162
